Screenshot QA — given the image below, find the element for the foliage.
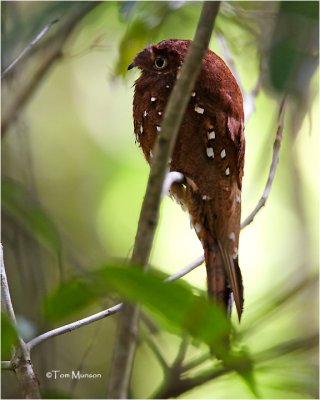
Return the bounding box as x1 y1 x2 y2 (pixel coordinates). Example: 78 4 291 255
2 178 62 259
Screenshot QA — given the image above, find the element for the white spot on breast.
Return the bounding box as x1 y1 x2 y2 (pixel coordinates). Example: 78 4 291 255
208 130 216 140
191 91 196 97
151 97 156 102
220 149 226 159
156 125 161 133
158 111 162 116
195 105 204 114
202 195 210 200
206 147 214 158
150 150 153 159
140 125 143 134
236 194 241 204
166 84 170 89
143 110 147 117
225 167 230 176
228 232 236 241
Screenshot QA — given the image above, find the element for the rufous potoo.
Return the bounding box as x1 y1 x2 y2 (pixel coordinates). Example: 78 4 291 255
128 39 245 320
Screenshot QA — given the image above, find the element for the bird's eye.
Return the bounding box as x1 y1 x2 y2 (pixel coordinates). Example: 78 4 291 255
154 56 168 70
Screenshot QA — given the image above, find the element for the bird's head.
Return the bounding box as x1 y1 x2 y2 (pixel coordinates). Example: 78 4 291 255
128 39 191 77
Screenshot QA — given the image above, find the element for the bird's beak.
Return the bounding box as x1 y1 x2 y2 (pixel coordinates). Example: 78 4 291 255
127 62 135 70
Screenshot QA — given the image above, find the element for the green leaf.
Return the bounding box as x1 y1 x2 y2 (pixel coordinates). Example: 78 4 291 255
44 263 230 350
1 312 19 359
97 265 231 348
43 279 94 322
2 178 62 258
44 263 255 378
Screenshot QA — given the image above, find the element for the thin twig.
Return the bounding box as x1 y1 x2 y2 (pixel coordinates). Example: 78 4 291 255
244 74 263 122
27 303 122 351
1 19 59 79
181 351 210 373
144 334 169 373
1 244 17 324
1 2 100 135
165 255 204 282
107 3 221 398
172 336 189 372
241 98 285 229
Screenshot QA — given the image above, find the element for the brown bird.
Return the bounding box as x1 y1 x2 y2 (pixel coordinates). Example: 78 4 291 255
128 39 245 320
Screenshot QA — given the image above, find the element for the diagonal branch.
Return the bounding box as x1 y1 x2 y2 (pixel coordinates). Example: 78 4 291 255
241 98 285 229
1 2 100 135
107 2 221 398
143 334 170 373
27 303 122 351
1 19 59 79
165 255 204 282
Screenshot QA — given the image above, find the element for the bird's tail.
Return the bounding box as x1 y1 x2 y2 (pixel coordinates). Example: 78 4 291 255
204 238 243 321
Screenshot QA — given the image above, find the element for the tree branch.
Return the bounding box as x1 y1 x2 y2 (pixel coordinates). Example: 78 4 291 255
1 245 17 324
1 245 41 398
181 351 210 373
143 334 169 373
107 2 221 398
241 98 285 229
1 19 59 79
1 2 100 135
165 255 204 282
27 303 122 351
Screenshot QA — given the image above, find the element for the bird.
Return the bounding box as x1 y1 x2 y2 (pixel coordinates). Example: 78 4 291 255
128 39 245 321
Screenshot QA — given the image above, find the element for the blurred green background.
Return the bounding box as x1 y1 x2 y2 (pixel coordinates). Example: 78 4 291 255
2 1 318 399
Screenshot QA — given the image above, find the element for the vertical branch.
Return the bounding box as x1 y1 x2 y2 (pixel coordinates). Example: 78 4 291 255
1 245 17 324
107 2 221 398
1 245 41 399
241 98 285 229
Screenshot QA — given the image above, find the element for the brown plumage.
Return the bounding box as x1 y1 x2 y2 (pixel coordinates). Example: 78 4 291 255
128 39 245 320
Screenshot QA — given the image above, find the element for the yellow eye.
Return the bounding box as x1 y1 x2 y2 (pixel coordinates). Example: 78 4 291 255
154 56 168 70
